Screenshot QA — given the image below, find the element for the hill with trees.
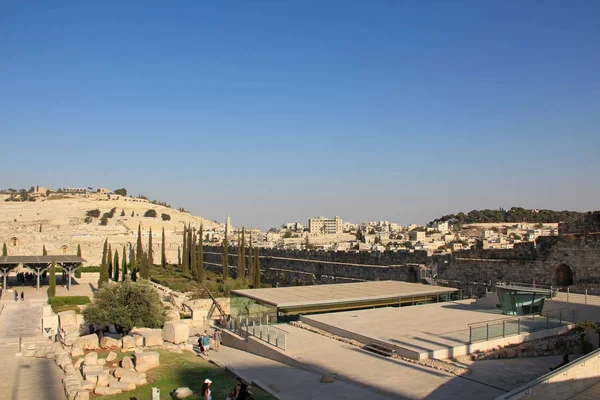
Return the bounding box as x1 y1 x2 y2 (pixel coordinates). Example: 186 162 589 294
430 207 586 226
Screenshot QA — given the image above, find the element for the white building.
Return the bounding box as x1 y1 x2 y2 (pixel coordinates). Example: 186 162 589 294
309 216 343 234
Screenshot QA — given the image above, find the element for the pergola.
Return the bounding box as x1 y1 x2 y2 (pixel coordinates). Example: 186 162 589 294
0 255 86 292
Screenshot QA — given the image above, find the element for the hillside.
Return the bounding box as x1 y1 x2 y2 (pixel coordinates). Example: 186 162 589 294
0 194 223 265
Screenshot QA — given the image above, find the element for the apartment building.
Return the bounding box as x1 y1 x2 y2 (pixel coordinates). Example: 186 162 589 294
309 216 343 234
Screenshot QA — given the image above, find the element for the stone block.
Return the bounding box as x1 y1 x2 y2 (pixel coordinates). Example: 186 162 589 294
106 351 117 362
100 337 122 349
82 365 104 379
94 386 122 395
113 368 146 379
174 387 194 398
109 381 136 392
42 314 59 336
121 356 135 371
162 321 189 344
133 351 160 372
58 310 77 330
80 380 95 390
144 334 163 347
97 358 106 366
132 334 144 347
96 372 109 387
166 310 180 321
74 390 89 400
74 357 84 369
73 334 99 350
119 375 147 386
83 352 97 365
121 335 136 350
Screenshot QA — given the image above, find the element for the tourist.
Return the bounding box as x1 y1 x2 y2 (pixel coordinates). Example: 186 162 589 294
226 389 235 400
213 329 221 351
550 354 570 371
20 291 24 302
234 377 248 400
201 378 212 400
198 333 205 355
202 330 210 355
14 291 18 302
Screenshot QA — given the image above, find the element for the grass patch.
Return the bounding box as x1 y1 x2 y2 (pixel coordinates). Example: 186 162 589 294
49 296 90 313
102 350 274 400
80 266 100 273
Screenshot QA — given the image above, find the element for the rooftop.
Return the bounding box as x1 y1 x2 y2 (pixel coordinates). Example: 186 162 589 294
0 255 86 265
231 280 457 309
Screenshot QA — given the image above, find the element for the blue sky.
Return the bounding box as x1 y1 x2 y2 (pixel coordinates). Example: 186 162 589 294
1 1 599 229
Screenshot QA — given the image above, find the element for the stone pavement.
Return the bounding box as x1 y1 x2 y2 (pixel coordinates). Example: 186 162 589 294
571 382 600 399
206 344 392 400
54 272 97 298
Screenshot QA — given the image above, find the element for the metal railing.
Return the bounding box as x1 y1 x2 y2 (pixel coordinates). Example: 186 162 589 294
227 315 288 351
468 307 574 344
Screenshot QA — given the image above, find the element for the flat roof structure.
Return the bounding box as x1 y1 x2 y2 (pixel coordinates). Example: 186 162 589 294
0 255 86 291
230 281 459 321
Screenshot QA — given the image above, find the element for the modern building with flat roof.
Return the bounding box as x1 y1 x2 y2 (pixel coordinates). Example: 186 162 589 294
230 280 459 322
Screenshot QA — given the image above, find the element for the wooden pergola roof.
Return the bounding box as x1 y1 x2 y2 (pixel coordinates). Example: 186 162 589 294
0 255 86 266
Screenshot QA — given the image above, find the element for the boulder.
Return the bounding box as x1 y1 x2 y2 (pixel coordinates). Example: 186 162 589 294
96 372 109 387
74 390 89 400
320 374 335 383
174 387 194 398
166 310 180 321
82 365 104 380
97 358 106 366
106 351 117 362
113 368 146 379
74 357 84 369
83 352 98 366
119 374 147 386
162 321 189 344
121 335 136 350
73 334 99 350
80 380 95 390
109 381 136 392
134 351 160 373
100 337 122 349
94 386 122 395
71 347 84 358
121 356 135 371
58 310 78 330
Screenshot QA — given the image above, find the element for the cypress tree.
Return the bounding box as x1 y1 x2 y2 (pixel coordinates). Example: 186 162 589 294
222 221 229 281
240 227 246 280
42 245 47 256
182 225 189 275
48 261 56 297
197 224 204 283
161 227 166 268
237 231 242 279
187 226 193 276
122 245 128 281
75 244 82 278
190 228 197 279
2 242 7 256
108 244 113 280
131 266 137 282
254 247 261 288
143 227 153 279
99 239 109 287
131 210 135 217
113 249 119 282
129 245 136 274
136 224 144 267
247 233 254 284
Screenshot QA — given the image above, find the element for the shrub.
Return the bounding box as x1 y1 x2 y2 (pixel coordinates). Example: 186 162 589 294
80 266 100 273
144 209 158 218
114 188 127 196
161 213 171 221
100 213 110 225
49 296 90 307
84 216 93 224
82 281 166 333
86 209 101 218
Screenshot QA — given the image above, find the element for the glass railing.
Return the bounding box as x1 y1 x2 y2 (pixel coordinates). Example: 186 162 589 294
227 316 288 351
468 308 574 344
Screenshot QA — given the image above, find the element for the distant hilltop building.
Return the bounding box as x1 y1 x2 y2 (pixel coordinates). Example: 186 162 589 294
309 216 343 234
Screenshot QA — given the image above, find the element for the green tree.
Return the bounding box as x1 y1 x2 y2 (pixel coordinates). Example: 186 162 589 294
75 244 82 278
82 280 166 333
144 209 157 218
197 224 204 284
247 233 254 283
182 225 189 275
131 210 135 217
2 242 6 256
113 249 120 282
48 261 56 297
187 226 193 277
253 247 261 288
108 244 113 280
161 213 171 221
144 227 153 277
120 209 125 217
283 231 293 239
42 245 47 256
222 222 229 281
114 188 127 196
161 227 166 268
99 239 109 287
240 227 246 280
190 228 197 279
122 245 128 282
136 224 145 277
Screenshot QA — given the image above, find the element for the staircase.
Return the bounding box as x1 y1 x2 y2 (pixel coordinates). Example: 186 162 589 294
364 343 398 357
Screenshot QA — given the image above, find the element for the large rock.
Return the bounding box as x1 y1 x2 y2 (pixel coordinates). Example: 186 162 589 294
106 351 117 362
71 347 84 358
109 381 136 392
113 368 146 379
121 335 136 350
96 372 109 387
83 352 98 366
94 386 122 395
134 351 160 373
58 310 77 330
162 321 189 344
166 310 180 321
73 334 99 350
74 390 89 400
144 335 163 347
121 356 135 371
80 380 95 390
74 357 84 369
174 387 194 398
131 334 144 347
81 365 104 380
119 374 147 386
100 337 122 349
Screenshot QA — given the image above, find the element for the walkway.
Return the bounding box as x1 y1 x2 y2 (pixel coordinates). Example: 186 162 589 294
571 382 600 400
207 345 391 399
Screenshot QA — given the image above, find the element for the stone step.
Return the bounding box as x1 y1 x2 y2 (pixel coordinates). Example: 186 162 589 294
364 343 397 357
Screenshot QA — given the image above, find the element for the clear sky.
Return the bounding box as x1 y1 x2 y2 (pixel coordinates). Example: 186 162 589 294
1 1 599 229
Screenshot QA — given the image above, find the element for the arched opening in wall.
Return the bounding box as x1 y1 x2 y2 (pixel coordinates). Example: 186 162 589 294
61 245 69 255
407 266 418 283
553 263 574 287
10 237 18 247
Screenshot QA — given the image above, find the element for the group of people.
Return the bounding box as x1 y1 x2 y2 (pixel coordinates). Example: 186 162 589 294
198 329 221 356
13 290 24 302
200 377 252 400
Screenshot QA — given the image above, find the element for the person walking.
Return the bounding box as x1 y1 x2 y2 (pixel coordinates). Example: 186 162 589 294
201 331 210 356
20 291 24 302
197 333 205 356
213 329 221 351
234 377 248 400
14 291 18 302
201 378 212 400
